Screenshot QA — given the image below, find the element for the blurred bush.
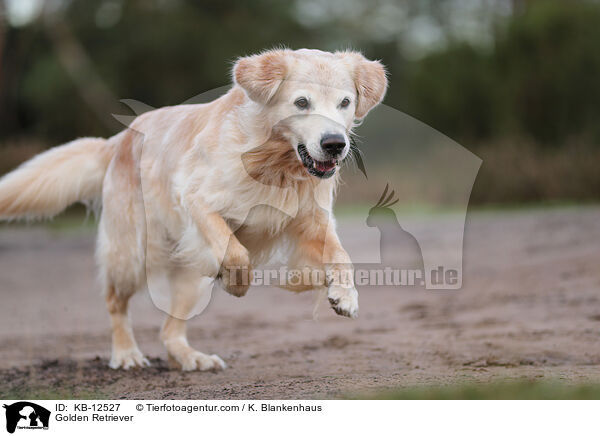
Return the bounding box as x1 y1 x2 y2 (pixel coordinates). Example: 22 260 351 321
471 141 600 204
406 0 600 147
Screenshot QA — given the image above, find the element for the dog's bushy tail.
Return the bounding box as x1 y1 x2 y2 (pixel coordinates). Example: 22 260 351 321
0 137 114 220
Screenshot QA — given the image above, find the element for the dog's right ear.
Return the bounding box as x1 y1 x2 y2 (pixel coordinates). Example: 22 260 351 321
233 50 288 104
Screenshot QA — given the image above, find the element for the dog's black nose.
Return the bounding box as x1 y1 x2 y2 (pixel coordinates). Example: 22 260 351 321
320 134 346 156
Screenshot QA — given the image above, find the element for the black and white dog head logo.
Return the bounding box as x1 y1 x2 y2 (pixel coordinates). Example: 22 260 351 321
3 402 50 434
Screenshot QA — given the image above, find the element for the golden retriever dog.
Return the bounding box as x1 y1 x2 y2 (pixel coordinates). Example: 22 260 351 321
0 49 387 371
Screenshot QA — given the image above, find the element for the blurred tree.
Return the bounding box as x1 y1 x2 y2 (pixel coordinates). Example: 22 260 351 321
404 0 600 147
405 43 497 143
495 0 600 145
1 0 322 143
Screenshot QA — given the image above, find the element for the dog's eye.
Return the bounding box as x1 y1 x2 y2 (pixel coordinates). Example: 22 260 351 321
294 97 309 110
340 97 351 108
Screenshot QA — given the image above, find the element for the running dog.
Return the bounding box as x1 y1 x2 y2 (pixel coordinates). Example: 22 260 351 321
0 48 387 370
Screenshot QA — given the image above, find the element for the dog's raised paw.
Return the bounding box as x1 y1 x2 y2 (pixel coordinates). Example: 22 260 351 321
219 272 251 298
328 286 359 319
109 347 150 370
219 244 252 297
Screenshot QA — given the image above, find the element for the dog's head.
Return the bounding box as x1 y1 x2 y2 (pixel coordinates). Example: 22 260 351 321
234 49 387 179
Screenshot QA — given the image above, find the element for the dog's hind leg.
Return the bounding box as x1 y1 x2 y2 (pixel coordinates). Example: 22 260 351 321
160 267 226 371
98 128 150 369
105 284 150 369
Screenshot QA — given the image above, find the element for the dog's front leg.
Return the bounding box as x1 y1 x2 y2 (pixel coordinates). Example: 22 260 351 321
287 212 358 318
187 203 251 297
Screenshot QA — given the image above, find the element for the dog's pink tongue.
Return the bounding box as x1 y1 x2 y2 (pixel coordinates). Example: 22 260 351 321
316 160 335 172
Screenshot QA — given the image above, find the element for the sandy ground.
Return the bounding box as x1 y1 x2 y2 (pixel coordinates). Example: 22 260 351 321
1 206 600 399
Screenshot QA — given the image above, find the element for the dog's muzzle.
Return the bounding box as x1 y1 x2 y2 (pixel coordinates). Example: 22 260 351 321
297 144 338 179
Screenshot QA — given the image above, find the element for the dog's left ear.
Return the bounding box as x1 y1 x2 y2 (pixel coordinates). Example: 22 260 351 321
233 50 288 104
337 51 388 120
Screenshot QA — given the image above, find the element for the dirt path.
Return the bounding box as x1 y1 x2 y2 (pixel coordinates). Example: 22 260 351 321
1 207 600 399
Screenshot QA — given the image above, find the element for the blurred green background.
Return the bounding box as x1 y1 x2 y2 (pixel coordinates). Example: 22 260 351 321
1 0 599 204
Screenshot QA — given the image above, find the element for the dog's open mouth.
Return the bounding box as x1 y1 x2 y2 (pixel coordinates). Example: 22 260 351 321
297 144 338 179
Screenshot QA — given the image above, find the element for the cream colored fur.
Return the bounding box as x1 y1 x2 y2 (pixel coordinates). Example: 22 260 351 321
0 138 113 220
0 49 387 371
